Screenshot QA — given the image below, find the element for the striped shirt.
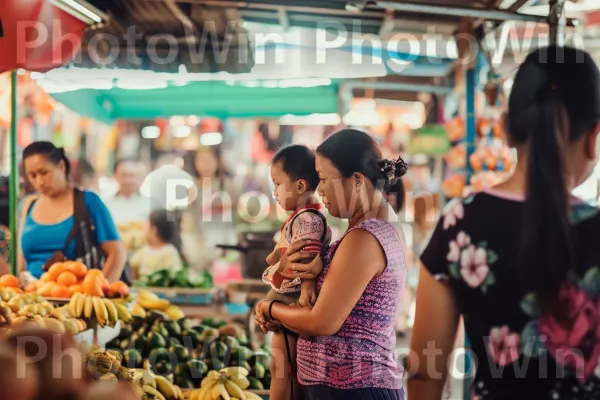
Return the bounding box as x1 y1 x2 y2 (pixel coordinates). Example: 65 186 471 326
297 218 407 390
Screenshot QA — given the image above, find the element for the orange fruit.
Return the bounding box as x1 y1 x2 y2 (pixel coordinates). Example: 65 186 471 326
50 285 72 299
108 281 129 298
40 273 52 283
0 274 19 288
82 275 104 297
24 283 37 293
66 262 88 279
69 284 82 293
86 269 104 279
48 263 68 281
56 271 77 287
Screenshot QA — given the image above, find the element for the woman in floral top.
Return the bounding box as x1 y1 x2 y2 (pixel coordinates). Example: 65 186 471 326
408 46 600 400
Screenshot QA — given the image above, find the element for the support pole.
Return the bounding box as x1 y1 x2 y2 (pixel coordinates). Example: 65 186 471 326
549 0 567 46
9 71 18 275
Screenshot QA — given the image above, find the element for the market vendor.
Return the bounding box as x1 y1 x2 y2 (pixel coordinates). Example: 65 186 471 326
255 129 407 400
18 142 127 281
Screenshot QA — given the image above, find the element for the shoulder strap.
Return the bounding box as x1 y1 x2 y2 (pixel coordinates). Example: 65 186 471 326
62 189 90 251
289 208 328 243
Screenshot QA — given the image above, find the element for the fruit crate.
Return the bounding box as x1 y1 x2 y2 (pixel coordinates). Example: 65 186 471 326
131 287 217 306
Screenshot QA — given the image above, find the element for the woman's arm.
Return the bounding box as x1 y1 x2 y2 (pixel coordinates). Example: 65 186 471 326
267 229 386 336
406 264 460 399
101 241 127 282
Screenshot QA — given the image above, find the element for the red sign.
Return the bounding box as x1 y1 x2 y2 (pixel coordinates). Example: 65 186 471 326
0 1 86 73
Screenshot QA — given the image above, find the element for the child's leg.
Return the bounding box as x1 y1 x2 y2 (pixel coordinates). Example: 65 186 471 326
270 331 302 400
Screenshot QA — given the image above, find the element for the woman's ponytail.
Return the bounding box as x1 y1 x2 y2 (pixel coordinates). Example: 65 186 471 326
519 87 573 321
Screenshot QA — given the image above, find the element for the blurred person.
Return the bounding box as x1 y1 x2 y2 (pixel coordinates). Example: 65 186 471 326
130 209 185 279
104 158 157 225
181 147 239 269
71 158 96 191
409 46 600 399
18 141 126 281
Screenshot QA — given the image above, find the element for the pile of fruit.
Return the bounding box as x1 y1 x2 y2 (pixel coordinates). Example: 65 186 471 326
30 262 130 300
135 269 213 290
0 294 87 335
188 368 263 400
85 346 187 399
68 292 132 328
106 290 270 393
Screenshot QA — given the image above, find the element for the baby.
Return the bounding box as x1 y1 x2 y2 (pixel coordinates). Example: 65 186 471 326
262 145 331 400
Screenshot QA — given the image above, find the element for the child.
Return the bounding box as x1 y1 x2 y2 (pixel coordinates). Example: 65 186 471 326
130 209 185 279
262 145 331 400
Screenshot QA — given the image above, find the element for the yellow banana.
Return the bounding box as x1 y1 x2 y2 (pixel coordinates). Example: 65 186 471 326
195 380 217 400
242 392 262 400
164 304 185 321
224 380 245 400
114 301 132 323
143 384 167 400
212 381 230 400
201 374 220 389
137 296 170 311
228 375 250 390
92 297 108 326
132 302 146 318
189 389 201 400
103 299 118 326
68 293 80 316
75 294 85 317
175 385 185 400
83 295 94 319
220 367 249 378
155 375 178 400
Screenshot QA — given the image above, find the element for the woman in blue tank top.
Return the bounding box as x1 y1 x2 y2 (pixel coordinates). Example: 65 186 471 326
19 142 126 281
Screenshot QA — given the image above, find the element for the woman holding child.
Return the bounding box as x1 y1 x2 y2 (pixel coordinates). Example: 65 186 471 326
256 129 408 400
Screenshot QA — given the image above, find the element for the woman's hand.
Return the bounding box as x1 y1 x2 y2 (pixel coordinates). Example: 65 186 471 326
279 241 323 279
254 300 281 333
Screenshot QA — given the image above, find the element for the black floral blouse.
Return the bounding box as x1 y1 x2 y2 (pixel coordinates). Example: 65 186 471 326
421 190 600 400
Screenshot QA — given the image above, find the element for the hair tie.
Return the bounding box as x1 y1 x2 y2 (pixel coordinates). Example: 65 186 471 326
380 157 407 180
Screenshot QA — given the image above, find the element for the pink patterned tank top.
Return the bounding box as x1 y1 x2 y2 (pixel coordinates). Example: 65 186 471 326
296 218 407 390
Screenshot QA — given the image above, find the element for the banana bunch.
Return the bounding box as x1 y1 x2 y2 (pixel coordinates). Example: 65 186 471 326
17 301 55 317
189 367 260 400
130 363 185 400
136 289 170 311
69 293 131 327
0 287 23 302
6 293 49 313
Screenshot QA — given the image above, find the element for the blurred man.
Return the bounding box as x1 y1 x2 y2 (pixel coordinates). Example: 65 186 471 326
104 159 157 225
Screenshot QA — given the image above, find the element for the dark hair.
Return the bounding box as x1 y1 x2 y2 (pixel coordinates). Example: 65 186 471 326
272 145 319 191
113 158 137 174
316 129 407 194
23 141 71 178
75 158 95 178
387 178 406 213
508 45 600 322
149 209 186 264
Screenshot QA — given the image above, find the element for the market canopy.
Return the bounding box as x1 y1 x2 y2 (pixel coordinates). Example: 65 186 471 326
50 80 339 124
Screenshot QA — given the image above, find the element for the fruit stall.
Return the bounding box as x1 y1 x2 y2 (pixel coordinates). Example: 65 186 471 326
0 257 272 400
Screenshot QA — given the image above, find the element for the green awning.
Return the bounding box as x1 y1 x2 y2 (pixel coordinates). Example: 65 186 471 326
51 81 339 124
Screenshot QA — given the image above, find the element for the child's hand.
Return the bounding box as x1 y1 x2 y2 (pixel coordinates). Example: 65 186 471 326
298 280 317 307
